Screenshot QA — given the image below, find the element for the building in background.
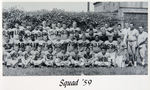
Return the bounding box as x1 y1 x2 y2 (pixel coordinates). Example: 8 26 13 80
93 2 148 29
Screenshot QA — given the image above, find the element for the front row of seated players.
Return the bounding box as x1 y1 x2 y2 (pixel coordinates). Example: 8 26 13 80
3 35 127 68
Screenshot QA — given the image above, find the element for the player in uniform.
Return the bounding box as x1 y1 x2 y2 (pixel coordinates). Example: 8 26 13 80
30 45 44 67
104 34 117 66
44 46 55 67
20 45 32 68
3 35 12 65
99 27 108 42
42 21 50 32
69 21 80 35
55 47 71 67
69 48 84 67
78 34 89 56
49 23 57 41
53 38 62 56
67 34 75 53
86 28 95 42
94 45 111 67
115 36 127 67
127 23 139 66
74 30 80 41
5 44 20 68
83 47 95 67
117 24 128 44
56 22 62 40
137 26 148 66
61 23 69 40
91 35 103 54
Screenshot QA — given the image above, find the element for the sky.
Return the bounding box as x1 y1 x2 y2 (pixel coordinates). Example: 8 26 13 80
3 2 94 12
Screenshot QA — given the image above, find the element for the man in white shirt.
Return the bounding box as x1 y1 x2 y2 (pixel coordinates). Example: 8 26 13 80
127 23 139 66
137 26 148 66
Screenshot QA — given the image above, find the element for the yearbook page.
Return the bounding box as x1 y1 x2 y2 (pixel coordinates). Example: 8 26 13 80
0 0 150 90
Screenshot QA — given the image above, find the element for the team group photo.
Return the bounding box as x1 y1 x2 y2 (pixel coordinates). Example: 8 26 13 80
2 2 148 75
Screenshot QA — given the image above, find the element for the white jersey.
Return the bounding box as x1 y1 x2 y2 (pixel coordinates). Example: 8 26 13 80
118 28 129 42
25 29 31 35
137 31 148 46
127 29 139 41
104 40 117 53
69 27 80 34
91 40 103 53
95 52 110 62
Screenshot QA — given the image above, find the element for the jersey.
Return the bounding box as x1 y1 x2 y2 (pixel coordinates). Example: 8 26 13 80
78 39 89 52
46 51 55 61
137 31 148 47
70 52 82 61
57 52 69 61
10 50 19 60
91 40 103 53
83 52 94 60
127 29 139 41
49 28 57 41
99 34 108 42
104 40 117 53
61 29 69 40
95 52 110 62
69 27 80 34
118 28 129 42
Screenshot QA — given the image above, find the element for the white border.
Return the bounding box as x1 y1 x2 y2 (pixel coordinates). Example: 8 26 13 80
0 0 149 90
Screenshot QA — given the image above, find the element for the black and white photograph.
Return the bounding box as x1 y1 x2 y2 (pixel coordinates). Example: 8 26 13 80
2 2 148 76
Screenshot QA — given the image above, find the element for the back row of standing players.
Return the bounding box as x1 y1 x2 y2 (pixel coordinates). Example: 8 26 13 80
3 21 148 68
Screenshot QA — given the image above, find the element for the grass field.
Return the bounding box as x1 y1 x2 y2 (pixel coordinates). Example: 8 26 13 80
3 65 148 76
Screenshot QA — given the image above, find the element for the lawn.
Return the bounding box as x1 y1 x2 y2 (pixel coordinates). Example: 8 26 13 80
3 65 148 76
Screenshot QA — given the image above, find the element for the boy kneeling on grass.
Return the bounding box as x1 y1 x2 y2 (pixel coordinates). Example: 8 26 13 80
44 46 55 67
6 44 20 68
55 46 71 67
83 47 95 67
30 45 44 67
94 45 111 67
19 44 32 68
69 47 84 67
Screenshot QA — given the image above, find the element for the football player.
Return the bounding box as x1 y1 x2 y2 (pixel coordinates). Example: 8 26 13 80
61 23 69 40
55 47 70 67
115 36 127 67
69 47 84 67
94 45 111 67
78 33 89 56
127 23 139 66
91 35 103 54
6 44 20 68
30 45 44 67
44 46 55 67
104 34 117 66
99 27 108 42
137 26 148 66
20 45 32 68
83 47 95 67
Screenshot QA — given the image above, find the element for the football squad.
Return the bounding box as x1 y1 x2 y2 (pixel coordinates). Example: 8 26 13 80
3 21 148 68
